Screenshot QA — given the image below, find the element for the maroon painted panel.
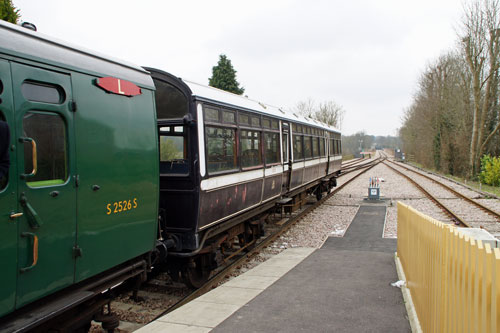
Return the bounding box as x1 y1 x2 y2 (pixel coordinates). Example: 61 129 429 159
263 174 282 201
199 179 263 228
290 167 304 189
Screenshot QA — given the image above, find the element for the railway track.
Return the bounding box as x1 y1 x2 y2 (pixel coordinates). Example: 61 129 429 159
97 157 384 332
380 153 500 233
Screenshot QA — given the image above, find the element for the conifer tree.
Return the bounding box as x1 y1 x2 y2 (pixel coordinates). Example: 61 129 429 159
0 0 20 24
208 54 245 95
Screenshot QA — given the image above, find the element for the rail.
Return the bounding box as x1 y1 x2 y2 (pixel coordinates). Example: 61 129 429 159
382 160 470 227
396 202 500 332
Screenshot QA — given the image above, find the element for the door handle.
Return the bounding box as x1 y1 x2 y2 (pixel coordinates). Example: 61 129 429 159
19 137 38 179
9 212 23 219
20 232 39 273
20 194 42 229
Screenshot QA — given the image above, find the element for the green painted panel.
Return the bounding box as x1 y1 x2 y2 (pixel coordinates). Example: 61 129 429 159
73 73 158 281
11 63 77 308
0 59 18 316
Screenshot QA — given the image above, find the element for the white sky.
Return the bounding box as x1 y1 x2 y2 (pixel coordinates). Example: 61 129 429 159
14 0 465 136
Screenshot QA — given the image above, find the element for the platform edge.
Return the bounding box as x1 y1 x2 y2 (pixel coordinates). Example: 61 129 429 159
394 252 423 333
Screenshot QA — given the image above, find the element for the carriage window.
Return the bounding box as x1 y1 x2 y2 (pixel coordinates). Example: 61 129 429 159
263 118 271 128
319 138 325 157
304 136 312 159
205 108 219 122
293 134 303 161
271 120 279 129
240 130 262 168
264 132 280 165
206 126 237 174
159 126 188 175
153 79 188 120
312 137 319 158
160 135 184 160
251 116 260 127
23 112 67 187
330 139 335 156
282 133 288 163
22 81 64 104
222 110 235 123
239 113 250 126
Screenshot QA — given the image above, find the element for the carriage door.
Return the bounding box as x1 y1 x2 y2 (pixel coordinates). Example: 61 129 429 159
0 59 18 316
281 122 291 193
12 63 77 308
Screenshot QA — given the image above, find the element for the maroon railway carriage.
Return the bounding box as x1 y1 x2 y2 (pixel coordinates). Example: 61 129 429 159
146 67 342 287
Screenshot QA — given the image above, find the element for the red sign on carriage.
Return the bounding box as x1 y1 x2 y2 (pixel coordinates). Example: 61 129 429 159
95 77 142 97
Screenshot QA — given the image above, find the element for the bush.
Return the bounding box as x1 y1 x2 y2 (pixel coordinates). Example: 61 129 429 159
479 154 500 186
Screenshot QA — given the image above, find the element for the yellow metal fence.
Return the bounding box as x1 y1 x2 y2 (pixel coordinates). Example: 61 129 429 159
397 202 500 332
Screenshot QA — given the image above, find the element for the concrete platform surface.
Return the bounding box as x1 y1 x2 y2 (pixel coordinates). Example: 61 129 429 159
136 205 410 332
135 247 316 333
212 205 411 332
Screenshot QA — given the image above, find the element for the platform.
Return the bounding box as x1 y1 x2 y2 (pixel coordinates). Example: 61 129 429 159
137 205 411 332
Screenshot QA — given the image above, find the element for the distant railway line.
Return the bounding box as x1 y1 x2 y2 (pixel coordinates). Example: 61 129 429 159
381 152 500 233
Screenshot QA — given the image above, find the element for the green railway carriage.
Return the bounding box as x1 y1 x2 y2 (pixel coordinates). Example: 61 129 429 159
0 20 159 330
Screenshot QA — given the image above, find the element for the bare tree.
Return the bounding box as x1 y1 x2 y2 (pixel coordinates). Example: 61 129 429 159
294 98 345 129
316 101 345 129
294 98 316 118
461 0 500 175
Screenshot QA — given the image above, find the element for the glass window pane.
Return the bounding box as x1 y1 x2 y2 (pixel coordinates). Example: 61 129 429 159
206 127 237 173
264 132 280 165
240 130 262 168
304 136 312 159
160 136 185 160
239 113 249 125
251 116 260 127
222 110 235 123
271 120 279 129
21 82 64 104
263 118 271 128
330 139 335 156
312 137 319 158
23 112 67 187
293 135 303 161
292 123 297 132
320 138 325 157
205 107 219 122
153 79 188 120
159 131 188 175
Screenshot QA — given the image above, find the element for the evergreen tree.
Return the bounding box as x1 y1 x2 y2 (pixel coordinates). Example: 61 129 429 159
0 0 20 24
208 54 245 95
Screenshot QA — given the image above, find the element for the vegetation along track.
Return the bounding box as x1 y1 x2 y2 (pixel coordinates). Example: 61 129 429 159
97 157 384 332
382 157 500 233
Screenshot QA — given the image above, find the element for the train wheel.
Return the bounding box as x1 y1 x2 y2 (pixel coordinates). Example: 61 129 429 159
316 190 323 201
182 256 211 289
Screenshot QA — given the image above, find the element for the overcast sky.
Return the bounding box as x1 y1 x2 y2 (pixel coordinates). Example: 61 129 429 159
14 0 465 136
